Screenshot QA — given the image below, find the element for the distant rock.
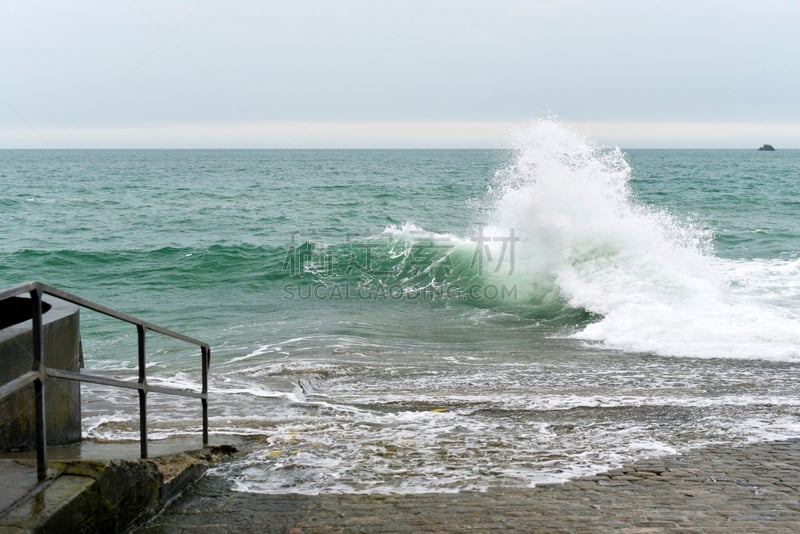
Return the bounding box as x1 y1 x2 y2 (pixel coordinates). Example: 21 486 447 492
758 144 775 151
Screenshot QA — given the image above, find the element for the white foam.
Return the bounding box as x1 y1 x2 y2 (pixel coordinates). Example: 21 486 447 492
210 398 798 495
488 119 800 361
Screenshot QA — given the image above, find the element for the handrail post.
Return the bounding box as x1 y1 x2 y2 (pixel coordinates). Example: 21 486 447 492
137 325 148 459
201 346 210 446
30 285 48 482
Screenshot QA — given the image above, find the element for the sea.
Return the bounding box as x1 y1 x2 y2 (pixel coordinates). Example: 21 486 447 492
2 119 799 494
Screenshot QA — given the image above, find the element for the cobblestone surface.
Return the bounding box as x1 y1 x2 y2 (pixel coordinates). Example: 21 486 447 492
138 439 800 533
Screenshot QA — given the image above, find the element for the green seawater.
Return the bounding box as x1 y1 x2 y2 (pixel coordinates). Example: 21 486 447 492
2 123 800 493
627 149 800 259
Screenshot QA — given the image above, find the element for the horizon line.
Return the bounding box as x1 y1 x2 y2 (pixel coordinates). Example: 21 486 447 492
0 120 797 150
1 146 796 150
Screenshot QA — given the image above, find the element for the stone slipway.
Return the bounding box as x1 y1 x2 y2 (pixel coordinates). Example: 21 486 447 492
139 438 800 533
0 442 236 533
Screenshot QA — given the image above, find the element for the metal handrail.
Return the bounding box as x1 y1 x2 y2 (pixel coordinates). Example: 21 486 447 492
0 281 210 481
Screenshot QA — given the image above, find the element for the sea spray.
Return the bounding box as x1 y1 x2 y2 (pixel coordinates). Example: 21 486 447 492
485 120 800 360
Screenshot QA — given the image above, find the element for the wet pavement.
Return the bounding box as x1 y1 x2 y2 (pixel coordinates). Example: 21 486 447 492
138 438 800 533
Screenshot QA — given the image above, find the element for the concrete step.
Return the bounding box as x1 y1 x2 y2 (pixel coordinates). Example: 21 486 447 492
0 474 94 533
0 440 237 533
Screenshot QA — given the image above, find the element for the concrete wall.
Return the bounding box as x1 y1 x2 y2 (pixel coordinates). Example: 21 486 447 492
0 296 82 452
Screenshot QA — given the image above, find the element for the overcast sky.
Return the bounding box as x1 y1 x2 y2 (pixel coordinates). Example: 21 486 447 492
2 0 799 148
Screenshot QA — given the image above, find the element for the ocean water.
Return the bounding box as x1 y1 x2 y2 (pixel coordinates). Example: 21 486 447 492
2 120 799 493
